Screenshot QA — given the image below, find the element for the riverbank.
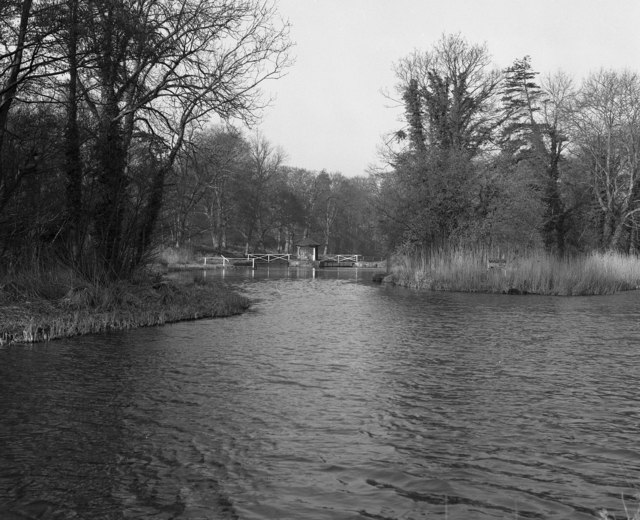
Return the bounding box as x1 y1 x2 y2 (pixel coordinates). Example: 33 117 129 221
387 250 640 296
0 276 250 346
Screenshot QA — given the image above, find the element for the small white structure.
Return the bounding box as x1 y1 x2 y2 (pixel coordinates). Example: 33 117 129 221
296 237 321 261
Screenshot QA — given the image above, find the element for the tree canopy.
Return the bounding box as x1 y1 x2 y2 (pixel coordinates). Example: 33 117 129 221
376 34 640 256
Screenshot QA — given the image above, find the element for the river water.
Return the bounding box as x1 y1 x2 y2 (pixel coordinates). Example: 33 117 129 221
1 267 640 520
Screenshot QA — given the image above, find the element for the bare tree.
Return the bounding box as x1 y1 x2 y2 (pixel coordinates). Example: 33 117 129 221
313 171 344 255
571 70 640 251
0 0 62 216
62 0 291 276
167 126 249 251
234 133 284 255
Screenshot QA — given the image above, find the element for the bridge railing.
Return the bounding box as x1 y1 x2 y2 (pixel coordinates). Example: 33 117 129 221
202 254 292 268
203 253 364 267
247 253 291 263
202 256 222 266
320 254 360 263
203 255 255 268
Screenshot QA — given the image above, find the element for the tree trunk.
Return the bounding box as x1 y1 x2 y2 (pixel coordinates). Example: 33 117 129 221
134 164 166 267
0 0 32 151
64 0 83 264
629 222 639 254
285 230 292 253
0 0 32 212
609 215 629 251
602 212 615 250
94 92 127 277
215 190 224 253
542 181 565 256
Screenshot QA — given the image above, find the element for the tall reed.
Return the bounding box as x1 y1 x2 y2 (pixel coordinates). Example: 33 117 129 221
390 247 640 295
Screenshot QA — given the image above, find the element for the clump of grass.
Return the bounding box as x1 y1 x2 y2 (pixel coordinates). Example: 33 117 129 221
390 247 640 295
0 266 250 346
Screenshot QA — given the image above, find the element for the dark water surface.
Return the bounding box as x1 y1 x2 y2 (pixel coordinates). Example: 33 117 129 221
1 267 640 519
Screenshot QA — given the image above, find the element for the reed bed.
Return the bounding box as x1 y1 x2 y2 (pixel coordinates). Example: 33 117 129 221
390 248 640 295
0 268 250 346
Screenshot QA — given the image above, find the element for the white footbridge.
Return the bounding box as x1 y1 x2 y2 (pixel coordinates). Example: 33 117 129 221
202 253 361 269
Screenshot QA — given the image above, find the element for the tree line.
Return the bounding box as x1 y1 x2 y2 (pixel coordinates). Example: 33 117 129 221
0 0 384 276
162 127 380 257
375 34 640 257
0 0 291 279
4 20 640 281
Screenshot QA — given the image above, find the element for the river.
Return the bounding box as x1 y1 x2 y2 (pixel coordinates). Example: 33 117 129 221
1 267 639 520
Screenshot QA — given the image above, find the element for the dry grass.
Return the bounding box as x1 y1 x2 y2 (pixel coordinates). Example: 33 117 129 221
390 248 640 295
155 245 195 265
0 268 250 345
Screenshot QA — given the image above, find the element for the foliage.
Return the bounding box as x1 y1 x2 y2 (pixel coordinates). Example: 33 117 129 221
500 59 574 255
394 34 502 154
376 34 505 251
376 34 640 261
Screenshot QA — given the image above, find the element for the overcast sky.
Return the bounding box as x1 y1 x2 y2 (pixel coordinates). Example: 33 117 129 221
255 0 640 177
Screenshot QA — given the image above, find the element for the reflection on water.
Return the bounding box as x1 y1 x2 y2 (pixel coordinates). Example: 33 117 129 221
1 267 640 519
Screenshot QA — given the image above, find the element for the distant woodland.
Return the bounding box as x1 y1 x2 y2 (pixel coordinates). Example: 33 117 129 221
1 1 639 282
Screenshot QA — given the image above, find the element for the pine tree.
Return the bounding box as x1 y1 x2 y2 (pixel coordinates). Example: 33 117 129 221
501 56 545 159
501 57 568 255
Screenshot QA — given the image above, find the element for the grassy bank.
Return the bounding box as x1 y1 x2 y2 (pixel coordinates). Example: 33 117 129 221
390 249 640 295
0 269 250 346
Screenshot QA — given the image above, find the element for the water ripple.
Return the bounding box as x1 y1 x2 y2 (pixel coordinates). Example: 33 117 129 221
1 269 640 519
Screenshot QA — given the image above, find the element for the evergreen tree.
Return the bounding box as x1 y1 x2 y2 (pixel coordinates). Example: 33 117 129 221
501 56 544 159
501 57 569 255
